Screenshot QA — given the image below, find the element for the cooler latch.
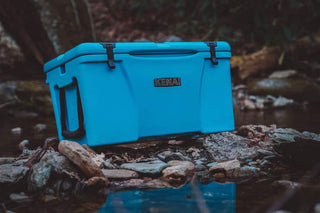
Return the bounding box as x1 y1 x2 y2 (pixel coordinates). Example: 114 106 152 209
100 42 116 69
205 41 218 65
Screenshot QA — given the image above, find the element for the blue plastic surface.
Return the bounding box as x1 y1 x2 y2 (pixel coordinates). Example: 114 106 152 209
44 42 234 146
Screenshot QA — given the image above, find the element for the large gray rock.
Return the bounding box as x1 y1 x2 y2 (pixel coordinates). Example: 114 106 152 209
120 159 168 175
0 164 29 184
41 150 79 175
102 169 139 180
204 132 259 161
28 161 52 191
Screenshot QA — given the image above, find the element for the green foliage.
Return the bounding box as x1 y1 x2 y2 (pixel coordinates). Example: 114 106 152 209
105 0 320 46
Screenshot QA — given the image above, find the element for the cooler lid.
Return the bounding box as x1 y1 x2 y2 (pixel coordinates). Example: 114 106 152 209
44 41 231 73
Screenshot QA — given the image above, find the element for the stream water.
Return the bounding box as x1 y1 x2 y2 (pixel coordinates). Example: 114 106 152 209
1 106 320 212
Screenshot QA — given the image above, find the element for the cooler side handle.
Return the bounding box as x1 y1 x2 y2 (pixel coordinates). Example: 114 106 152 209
59 78 85 139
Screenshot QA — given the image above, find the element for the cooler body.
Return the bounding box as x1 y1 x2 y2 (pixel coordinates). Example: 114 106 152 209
44 42 234 146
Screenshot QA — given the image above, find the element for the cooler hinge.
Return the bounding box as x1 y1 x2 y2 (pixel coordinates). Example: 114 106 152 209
100 42 116 69
205 41 218 65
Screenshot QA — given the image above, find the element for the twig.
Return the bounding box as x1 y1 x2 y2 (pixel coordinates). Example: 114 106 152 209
23 137 58 168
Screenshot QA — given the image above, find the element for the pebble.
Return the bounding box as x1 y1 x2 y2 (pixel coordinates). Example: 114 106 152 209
34 123 47 133
157 151 186 162
269 70 297 79
102 169 139 180
243 99 256 110
273 96 294 107
165 35 182 42
257 149 275 156
168 140 184 146
11 127 22 136
209 159 240 177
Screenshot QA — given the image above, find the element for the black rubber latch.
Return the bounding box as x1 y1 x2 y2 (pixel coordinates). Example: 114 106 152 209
100 42 116 69
205 41 218 65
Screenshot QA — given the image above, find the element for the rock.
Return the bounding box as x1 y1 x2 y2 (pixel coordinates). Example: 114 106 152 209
209 159 240 177
0 81 16 104
168 140 185 146
43 195 57 202
315 203 320 213
102 169 139 180
58 140 104 177
103 159 117 169
204 132 259 161
232 166 258 178
34 123 47 133
269 70 297 79
272 180 301 190
11 127 22 136
0 157 16 165
195 164 207 171
84 176 110 189
165 35 182 42
111 178 167 189
206 162 218 168
273 96 294 107
302 131 320 141
0 163 29 184
91 153 106 168
271 128 304 143
18 139 29 151
41 150 79 175
162 160 195 178
186 147 201 158
120 159 168 175
247 78 320 103
9 193 32 203
61 180 73 192
257 149 275 156
197 171 213 184
243 99 256 110
212 173 226 179
134 38 150 42
28 161 52 191
157 151 187 162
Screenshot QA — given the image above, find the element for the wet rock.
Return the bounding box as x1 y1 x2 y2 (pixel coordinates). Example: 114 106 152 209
271 128 304 143
11 127 22 136
58 140 104 177
269 70 297 79
232 166 258 178
168 140 185 146
166 35 182 42
0 157 16 165
34 123 47 133
162 161 195 178
0 163 29 184
272 180 301 190
247 78 320 103
204 132 259 161
84 176 110 188
209 159 240 177
0 82 16 104
9 193 32 203
111 178 167 189
103 159 117 169
120 159 168 175
41 150 79 175
102 169 139 180
273 96 294 107
197 171 213 184
257 149 275 156
157 151 187 162
28 161 52 191
243 99 256 110
18 139 29 151
195 164 207 171
186 147 201 158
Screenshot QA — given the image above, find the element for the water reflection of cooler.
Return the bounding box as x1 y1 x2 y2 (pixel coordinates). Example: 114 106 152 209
99 182 236 212
44 42 234 146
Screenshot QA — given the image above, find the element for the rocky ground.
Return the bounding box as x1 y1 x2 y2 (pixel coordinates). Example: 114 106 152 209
1 124 320 211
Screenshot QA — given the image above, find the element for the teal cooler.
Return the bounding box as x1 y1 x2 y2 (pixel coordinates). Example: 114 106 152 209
44 42 234 146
